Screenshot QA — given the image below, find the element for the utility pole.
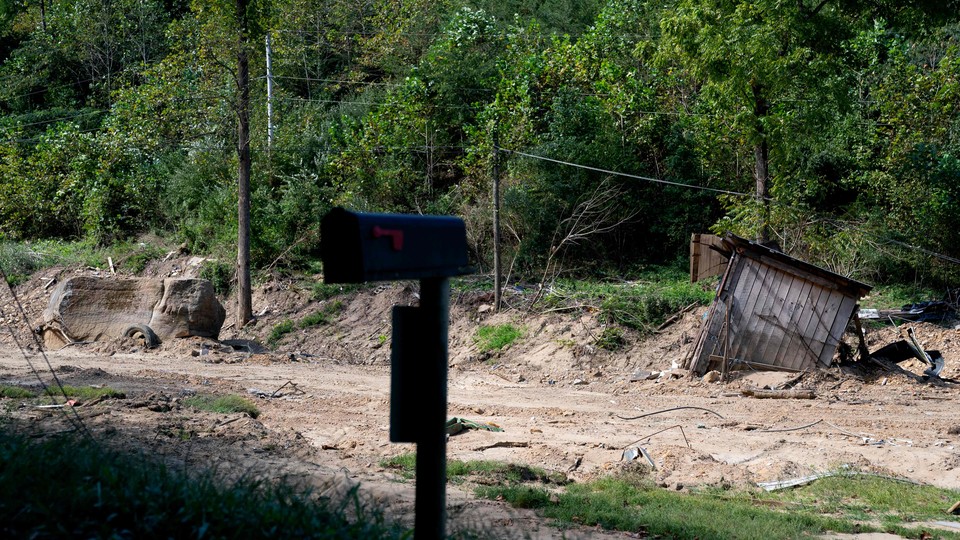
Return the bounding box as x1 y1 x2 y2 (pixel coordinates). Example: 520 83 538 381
236 0 253 329
492 130 502 311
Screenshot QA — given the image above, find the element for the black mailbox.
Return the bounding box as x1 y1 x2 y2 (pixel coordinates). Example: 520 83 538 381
321 207 471 283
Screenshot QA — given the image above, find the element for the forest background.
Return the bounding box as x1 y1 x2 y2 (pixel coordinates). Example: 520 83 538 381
0 0 958 287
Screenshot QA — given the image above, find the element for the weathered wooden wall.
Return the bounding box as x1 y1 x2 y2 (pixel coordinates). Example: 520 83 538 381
690 233 727 283
687 237 868 374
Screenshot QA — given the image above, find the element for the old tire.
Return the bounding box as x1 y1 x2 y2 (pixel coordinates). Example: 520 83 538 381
122 324 160 349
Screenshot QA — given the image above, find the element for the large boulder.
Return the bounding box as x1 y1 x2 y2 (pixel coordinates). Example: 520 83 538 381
40 277 225 349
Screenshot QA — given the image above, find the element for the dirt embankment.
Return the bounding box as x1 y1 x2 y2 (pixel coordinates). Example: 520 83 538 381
2 259 960 538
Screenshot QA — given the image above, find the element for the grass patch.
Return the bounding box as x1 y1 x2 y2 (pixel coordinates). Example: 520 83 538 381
311 282 361 301
474 324 523 352
541 266 714 334
267 319 296 347
117 243 167 274
44 385 125 400
770 473 960 529
865 283 945 311
0 240 105 285
380 453 418 479
0 385 36 399
380 453 567 487
0 429 406 538
299 300 344 328
182 394 260 418
478 468 960 539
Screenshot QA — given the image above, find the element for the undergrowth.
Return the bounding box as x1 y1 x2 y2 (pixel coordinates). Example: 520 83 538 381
479 465 960 540
182 394 260 418
474 324 523 352
541 266 715 334
0 429 407 539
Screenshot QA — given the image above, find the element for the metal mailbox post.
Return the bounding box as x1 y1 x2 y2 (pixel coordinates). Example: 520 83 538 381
320 207 473 539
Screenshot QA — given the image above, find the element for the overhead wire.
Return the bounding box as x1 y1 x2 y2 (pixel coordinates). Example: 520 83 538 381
499 146 760 199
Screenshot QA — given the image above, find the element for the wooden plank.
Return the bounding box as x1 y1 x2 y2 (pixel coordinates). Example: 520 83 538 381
809 289 845 367
754 267 794 368
689 253 739 372
690 233 700 283
793 282 827 371
772 275 813 369
819 294 858 366
734 260 776 366
690 234 728 283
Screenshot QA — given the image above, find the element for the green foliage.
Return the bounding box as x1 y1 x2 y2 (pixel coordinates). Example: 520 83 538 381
599 281 712 333
200 259 234 296
267 320 296 347
864 283 945 311
310 282 360 301
44 385 125 400
120 244 167 274
182 394 260 418
594 327 625 351
543 267 715 334
0 385 35 399
379 453 418 479
474 323 523 352
299 300 344 328
0 430 407 538
0 0 958 289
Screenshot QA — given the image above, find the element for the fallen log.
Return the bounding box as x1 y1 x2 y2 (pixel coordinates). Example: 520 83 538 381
741 386 815 399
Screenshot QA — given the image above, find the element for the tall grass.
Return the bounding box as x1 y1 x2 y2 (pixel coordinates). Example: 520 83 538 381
0 430 407 539
542 266 715 334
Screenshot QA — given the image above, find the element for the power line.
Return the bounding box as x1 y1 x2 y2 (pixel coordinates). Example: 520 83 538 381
498 146 759 198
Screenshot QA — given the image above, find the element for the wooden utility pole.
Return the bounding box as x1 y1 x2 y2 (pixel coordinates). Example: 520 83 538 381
492 131 502 311
236 0 253 329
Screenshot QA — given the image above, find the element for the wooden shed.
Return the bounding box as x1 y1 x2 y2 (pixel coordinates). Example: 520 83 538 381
686 234 872 374
690 233 728 283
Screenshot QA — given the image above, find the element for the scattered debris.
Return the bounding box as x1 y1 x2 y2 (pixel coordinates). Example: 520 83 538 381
741 387 815 399
472 441 529 451
870 325 947 379
948 501 960 515
859 301 954 323
622 446 656 469
617 406 723 421
445 417 503 436
702 370 721 383
626 424 691 449
758 470 921 491
760 419 860 437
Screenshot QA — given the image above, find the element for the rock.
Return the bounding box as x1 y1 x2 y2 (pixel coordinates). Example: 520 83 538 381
703 370 722 383
630 369 659 382
40 276 225 348
478 304 493 314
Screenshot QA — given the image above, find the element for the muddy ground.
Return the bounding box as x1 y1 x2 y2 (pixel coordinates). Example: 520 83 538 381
1 258 959 539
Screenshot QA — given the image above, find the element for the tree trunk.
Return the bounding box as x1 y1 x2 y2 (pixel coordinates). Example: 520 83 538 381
236 0 253 329
752 82 771 243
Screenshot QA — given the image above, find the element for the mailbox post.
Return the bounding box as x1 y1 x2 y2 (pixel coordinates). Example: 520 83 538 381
321 208 472 539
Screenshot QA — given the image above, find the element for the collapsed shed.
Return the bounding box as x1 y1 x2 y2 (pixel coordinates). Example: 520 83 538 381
685 234 872 374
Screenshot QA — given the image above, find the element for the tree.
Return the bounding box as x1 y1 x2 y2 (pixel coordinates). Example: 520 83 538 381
659 0 852 243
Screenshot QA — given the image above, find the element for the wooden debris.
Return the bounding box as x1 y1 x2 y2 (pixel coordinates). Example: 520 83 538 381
741 386 815 399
